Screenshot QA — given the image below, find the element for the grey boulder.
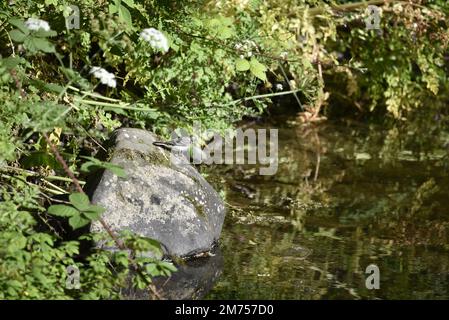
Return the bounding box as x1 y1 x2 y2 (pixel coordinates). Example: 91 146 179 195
90 128 225 257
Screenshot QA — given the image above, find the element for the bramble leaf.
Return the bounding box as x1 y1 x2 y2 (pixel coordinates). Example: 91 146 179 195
69 193 90 211
48 205 79 217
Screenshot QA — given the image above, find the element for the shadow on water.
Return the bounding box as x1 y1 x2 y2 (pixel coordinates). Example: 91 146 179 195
203 115 449 299
122 248 224 300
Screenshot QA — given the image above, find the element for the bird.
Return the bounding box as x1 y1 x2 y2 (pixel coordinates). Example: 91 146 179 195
153 135 208 164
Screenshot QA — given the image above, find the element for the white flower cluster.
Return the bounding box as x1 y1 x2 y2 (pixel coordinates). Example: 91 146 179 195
234 40 258 59
275 83 283 91
89 67 116 88
140 28 169 53
25 18 51 32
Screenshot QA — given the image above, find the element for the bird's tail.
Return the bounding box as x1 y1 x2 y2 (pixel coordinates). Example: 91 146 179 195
153 141 175 150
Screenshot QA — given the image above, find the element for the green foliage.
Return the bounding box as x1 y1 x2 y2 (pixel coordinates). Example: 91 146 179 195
325 1 449 118
48 192 105 229
8 18 57 53
80 156 127 178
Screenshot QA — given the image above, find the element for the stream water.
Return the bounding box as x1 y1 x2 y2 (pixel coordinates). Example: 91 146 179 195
202 115 449 299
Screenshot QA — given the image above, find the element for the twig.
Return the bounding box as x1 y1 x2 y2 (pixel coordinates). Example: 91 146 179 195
216 89 303 107
148 284 164 300
280 64 304 111
42 132 126 250
8 62 162 298
42 133 165 298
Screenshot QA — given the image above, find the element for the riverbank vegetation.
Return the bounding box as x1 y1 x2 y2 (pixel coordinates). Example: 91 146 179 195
1 0 448 299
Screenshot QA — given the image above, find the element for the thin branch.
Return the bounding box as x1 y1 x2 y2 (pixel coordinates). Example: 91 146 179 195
216 89 303 107
42 132 126 251
280 64 304 111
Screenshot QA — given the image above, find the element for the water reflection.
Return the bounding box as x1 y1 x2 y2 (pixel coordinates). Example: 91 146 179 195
205 117 449 299
123 249 223 300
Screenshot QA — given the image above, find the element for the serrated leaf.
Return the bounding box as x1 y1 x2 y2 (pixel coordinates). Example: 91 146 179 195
159 261 177 272
236 58 250 72
145 263 158 276
82 209 103 221
68 214 90 230
48 205 79 217
9 29 27 43
8 18 30 34
86 205 105 214
1 57 23 69
69 193 90 211
250 58 267 81
33 30 57 38
33 38 55 53
25 37 55 53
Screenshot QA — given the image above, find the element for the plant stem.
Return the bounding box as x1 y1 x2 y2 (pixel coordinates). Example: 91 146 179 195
73 98 155 112
2 165 86 184
43 133 126 251
68 86 122 102
217 89 303 107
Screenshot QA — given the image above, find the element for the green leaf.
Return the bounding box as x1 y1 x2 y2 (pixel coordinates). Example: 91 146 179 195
69 193 90 211
80 162 97 173
114 252 129 267
145 263 159 276
33 30 57 38
28 79 64 94
81 157 127 178
59 67 92 90
33 38 55 53
219 27 233 39
48 205 79 217
236 58 250 72
83 205 106 221
21 151 60 169
25 37 55 53
249 58 267 81
82 210 102 221
118 5 132 27
104 164 127 178
8 18 30 34
80 155 101 163
9 29 27 43
0 57 23 69
68 214 90 229
88 205 106 215
159 261 177 272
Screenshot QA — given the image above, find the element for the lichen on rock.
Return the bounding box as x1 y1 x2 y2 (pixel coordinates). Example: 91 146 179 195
90 128 226 257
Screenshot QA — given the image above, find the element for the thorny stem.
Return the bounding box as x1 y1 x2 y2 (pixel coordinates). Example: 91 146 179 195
217 89 303 107
42 132 126 251
9 68 126 251
9 64 165 298
44 128 164 299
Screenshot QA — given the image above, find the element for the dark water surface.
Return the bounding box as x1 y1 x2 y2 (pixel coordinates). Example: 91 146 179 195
204 117 449 299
